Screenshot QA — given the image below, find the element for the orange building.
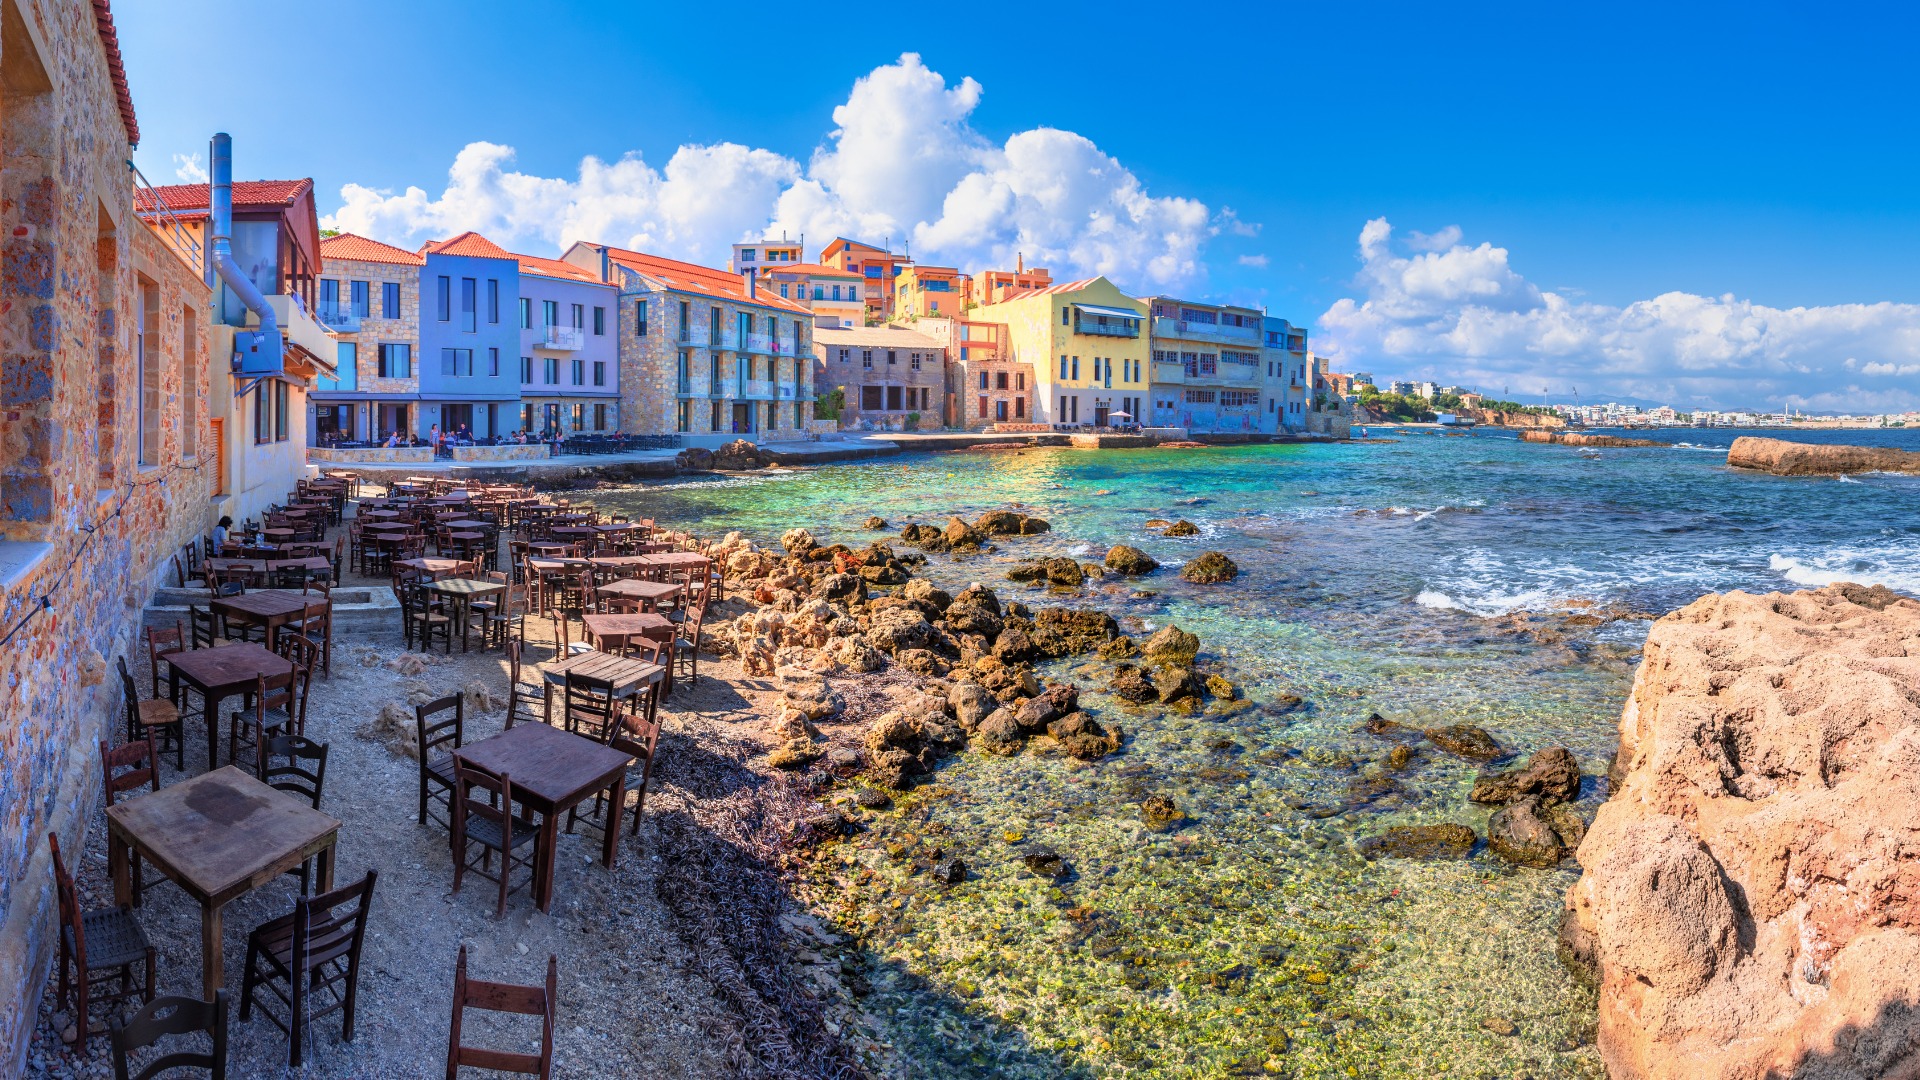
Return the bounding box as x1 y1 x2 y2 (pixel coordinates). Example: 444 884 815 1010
968 257 1052 307
818 237 908 321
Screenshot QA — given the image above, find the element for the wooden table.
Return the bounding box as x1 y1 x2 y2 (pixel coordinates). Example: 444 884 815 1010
396 557 466 576
423 577 507 651
165 643 293 769
529 541 576 557
579 612 674 689
588 555 650 574
205 556 330 585
595 577 681 612
453 723 634 911
363 509 402 520
261 528 294 543
594 522 642 533
443 519 490 531
212 590 322 652
642 552 712 570
107 766 339 997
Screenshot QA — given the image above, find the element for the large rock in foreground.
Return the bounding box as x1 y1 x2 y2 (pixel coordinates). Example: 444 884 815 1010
1568 584 1920 1079
1727 435 1920 476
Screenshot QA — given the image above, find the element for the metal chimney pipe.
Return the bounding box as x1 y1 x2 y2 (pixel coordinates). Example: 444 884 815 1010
598 245 610 283
207 133 281 364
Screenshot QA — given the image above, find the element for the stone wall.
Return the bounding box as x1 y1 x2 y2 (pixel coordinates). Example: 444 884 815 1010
323 255 421 397
451 443 549 462
0 1 217 1067
609 276 814 440
307 445 435 464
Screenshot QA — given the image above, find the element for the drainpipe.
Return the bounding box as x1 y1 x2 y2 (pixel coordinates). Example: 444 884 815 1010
208 132 283 375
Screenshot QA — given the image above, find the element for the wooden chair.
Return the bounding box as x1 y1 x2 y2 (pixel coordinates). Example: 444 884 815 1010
560 673 617 742
450 762 541 918
49 833 154 1048
444 946 555 1079
228 665 309 774
259 734 329 892
485 582 531 650
238 871 378 1068
332 535 348 584
208 565 247 599
504 641 548 730
401 581 454 655
100 733 160 905
145 622 185 703
110 991 227 1080
611 699 663 837
297 600 332 676
117 656 183 770
415 695 464 827
673 599 708 689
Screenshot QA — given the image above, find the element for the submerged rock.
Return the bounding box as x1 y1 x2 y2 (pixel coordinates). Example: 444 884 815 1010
862 515 888 529
1488 796 1565 868
1357 824 1476 860
931 856 967 885
1180 551 1239 583
1469 747 1581 805
974 708 1025 756
1104 545 1160 575
1140 624 1200 665
1107 664 1158 704
1140 794 1185 829
1163 519 1201 537
1425 723 1503 761
1020 847 1068 879
1046 712 1121 760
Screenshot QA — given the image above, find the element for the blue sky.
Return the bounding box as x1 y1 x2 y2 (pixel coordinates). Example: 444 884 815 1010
118 1 1920 412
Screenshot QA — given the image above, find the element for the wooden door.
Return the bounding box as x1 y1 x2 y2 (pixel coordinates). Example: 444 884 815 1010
209 417 228 494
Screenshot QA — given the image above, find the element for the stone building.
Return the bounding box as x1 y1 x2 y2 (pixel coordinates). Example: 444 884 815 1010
969 276 1149 428
0 1 215 1068
561 243 815 444
314 231 426 442
812 325 947 431
915 316 1033 429
1143 295 1270 434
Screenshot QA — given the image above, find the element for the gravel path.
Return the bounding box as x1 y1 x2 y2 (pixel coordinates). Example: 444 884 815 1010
24 495 871 1079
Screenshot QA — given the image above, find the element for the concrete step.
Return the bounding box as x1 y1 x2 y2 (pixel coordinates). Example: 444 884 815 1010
143 586 399 636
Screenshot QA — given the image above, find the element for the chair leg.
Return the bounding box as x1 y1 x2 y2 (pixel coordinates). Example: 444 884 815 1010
289 949 305 1068
143 947 156 1004
496 846 509 918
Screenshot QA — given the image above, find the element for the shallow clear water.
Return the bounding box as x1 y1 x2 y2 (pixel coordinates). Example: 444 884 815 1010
600 428 1920 1077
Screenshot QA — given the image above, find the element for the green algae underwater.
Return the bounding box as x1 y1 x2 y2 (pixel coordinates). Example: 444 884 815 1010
596 433 1920 1078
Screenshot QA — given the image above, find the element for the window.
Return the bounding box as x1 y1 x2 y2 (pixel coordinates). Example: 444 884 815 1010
634 300 648 336
182 310 198 456
343 280 367 320
572 303 584 329
320 278 339 311
677 400 690 432
520 356 533 383
1062 307 1070 325
710 401 722 430
886 350 896 366
887 386 903 410
542 299 558 327
1059 355 1068 378
441 348 474 376
378 343 412 378
274 380 288 441
436 276 451 321
778 284 788 298
1071 357 1079 379
383 281 400 319
595 404 608 430
571 403 584 431
678 301 690 339
1015 372 1025 390
571 358 585 385
519 297 533 328
910 352 922 372
522 403 534 431
487 279 499 323
137 280 158 464
488 347 499 377
978 372 988 390
593 306 606 335
460 278 476 331
592 361 606 387
862 350 873 370
861 386 883 410
1014 397 1025 418
544 358 559 384
995 371 1009 390
254 381 270 444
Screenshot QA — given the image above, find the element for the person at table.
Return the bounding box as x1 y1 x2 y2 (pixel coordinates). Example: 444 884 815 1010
212 515 233 549
384 430 404 448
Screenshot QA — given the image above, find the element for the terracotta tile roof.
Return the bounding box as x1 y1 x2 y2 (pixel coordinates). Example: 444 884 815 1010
603 245 811 315
759 262 861 279
513 251 604 284
320 232 426 267
419 231 513 259
93 1 138 147
813 325 946 351
134 179 314 217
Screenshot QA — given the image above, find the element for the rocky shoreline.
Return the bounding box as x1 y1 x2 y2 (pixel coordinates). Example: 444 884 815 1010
1519 430 1671 448
1727 434 1920 476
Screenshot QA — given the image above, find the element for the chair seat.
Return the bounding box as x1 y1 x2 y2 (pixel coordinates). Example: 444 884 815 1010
248 911 357 975
464 814 540 852
424 753 457 787
67 907 151 970
136 699 181 726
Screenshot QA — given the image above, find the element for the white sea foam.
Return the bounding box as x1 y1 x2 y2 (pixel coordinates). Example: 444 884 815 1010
1068 542 1094 556
1838 475 1861 484
1768 549 1920 594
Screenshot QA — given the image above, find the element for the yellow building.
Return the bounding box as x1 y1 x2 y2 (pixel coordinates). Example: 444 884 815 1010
892 264 965 319
970 276 1148 427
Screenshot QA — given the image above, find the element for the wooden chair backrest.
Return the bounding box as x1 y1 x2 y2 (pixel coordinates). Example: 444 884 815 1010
47 833 88 969
288 870 378 978
452 760 519 839
446 945 556 1078
188 606 219 649
101 733 160 806
110 991 227 1080
416 694 464 760
258 735 328 809
562 674 617 740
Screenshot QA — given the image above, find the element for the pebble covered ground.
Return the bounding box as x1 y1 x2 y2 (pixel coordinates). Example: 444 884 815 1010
23 495 874 1080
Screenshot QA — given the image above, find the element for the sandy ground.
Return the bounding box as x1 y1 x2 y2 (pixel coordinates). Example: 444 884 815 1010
22 499 867 1079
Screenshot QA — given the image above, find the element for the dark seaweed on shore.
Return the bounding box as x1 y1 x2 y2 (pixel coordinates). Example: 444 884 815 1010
651 727 871 1080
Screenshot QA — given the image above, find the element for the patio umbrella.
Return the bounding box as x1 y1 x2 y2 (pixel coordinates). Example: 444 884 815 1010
1109 410 1133 419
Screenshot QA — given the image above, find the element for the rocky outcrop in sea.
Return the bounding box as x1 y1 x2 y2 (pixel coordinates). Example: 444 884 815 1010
1565 583 1920 1079
1727 435 1920 476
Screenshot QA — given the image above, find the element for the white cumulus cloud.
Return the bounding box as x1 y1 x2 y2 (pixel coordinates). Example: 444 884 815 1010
172 152 207 183
321 54 1219 292
1316 218 1920 412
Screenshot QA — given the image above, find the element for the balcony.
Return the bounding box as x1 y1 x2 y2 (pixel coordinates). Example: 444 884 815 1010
317 304 361 332
1074 318 1139 338
1151 315 1259 345
743 378 774 400
746 332 773 355
1153 360 1186 385
777 382 796 399
262 293 339 370
542 325 584 350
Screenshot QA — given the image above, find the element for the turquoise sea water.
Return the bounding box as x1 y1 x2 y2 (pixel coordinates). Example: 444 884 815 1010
600 428 1920 1078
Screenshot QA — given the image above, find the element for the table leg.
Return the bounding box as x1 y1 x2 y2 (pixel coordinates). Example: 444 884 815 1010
201 902 224 998
536 813 560 912
602 772 625 870
205 691 222 771
318 836 337 893
110 831 131 907
459 597 471 653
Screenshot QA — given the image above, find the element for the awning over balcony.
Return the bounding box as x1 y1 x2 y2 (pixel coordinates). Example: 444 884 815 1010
1075 304 1140 321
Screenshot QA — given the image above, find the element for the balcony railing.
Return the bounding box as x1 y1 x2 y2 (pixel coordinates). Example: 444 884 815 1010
1152 315 1259 344
318 304 361 332
777 382 796 399
743 378 774 399
542 325 585 350
1075 318 1139 338
745 332 773 354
